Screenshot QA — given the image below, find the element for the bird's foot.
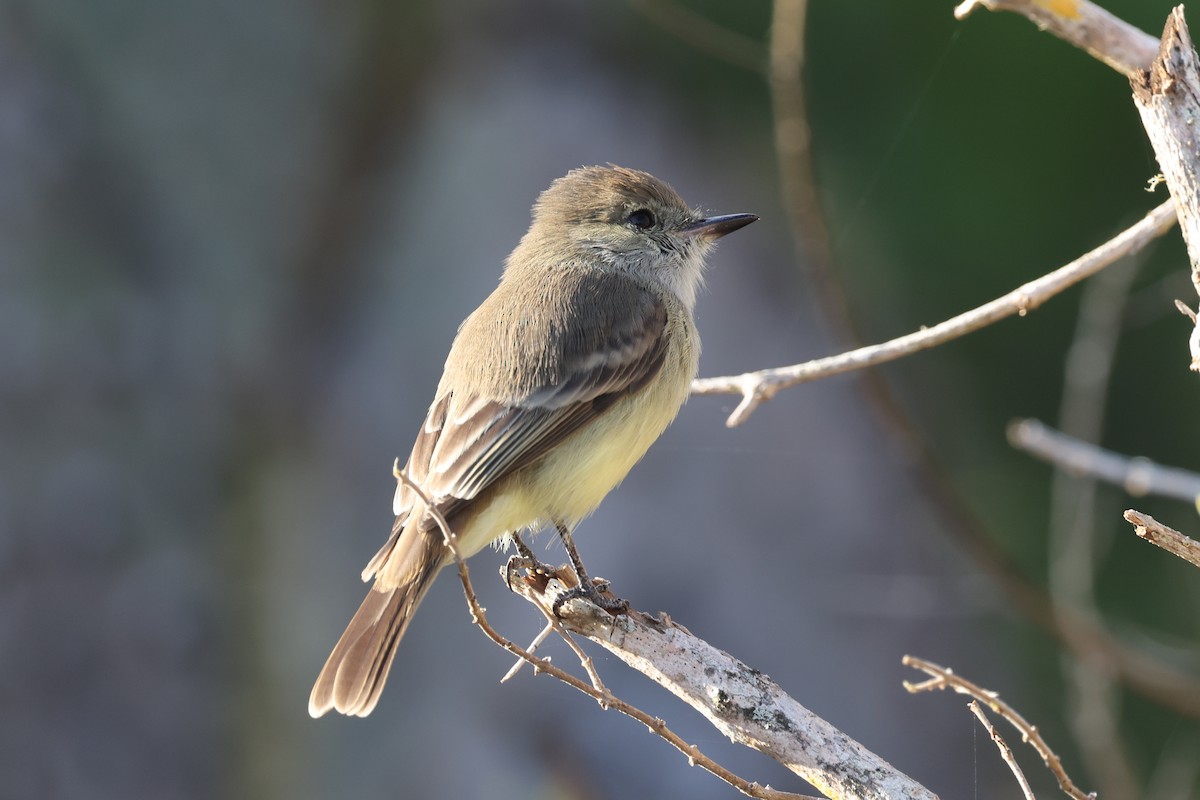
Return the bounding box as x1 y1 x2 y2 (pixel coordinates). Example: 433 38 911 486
504 532 559 591
504 553 560 591
551 576 629 618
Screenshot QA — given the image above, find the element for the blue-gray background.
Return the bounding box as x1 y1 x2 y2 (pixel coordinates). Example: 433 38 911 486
3 1 1198 798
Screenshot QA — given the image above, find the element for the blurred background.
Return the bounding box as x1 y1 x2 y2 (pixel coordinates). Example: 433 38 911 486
3 0 1199 797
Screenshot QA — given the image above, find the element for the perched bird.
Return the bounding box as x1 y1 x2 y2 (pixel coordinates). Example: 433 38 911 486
309 165 757 717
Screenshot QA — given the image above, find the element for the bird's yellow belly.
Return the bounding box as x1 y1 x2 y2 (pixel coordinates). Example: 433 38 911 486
452 334 696 558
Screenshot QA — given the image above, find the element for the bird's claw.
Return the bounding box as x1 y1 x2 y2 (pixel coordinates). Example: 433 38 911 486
550 577 629 618
504 553 558 591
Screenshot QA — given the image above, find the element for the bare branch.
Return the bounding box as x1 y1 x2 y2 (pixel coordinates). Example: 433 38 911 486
692 201 1177 427
1123 509 1200 569
956 3 1200 368
501 622 554 683
953 0 1158 77
904 656 1096 800
1046 253 1141 797
393 464 817 800
968 701 1036 800
1010 418 1200 502
1131 7 1200 372
534 599 609 694
770 0 848 344
510 573 939 800
627 0 765 74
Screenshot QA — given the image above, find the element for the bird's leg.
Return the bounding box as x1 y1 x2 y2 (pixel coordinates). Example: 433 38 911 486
504 531 557 591
551 522 628 617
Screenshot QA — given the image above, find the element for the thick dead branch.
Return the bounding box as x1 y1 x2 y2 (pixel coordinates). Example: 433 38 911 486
904 656 1096 800
1131 7 1200 372
1123 509 1200 568
953 0 1158 77
1010 418 1200 502
509 573 939 800
395 466 812 800
692 201 1177 427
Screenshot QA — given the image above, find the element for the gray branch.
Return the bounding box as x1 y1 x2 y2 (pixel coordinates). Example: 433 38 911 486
1009 418 1200 503
509 574 938 800
1131 6 1200 371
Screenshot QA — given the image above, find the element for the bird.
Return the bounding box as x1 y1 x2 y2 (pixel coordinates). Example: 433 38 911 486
309 165 757 717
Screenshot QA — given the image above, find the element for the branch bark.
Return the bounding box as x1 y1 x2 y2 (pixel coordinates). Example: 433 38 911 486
509 573 939 800
1131 6 1200 372
1123 509 1200 569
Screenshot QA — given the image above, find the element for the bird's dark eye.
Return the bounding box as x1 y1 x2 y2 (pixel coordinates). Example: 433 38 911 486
626 209 656 230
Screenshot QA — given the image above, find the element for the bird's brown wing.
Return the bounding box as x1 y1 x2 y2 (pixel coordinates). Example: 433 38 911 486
363 272 669 582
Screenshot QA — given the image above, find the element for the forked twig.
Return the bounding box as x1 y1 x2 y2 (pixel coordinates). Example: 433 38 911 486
692 201 1177 427
501 622 554 684
904 655 1095 800
968 700 1036 800
524 591 609 695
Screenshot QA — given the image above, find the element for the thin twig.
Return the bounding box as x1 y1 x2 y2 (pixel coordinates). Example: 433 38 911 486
904 656 1096 800
692 201 1177 427
1123 509 1200 569
1010 418 1200 503
968 701 1036 800
501 622 554 683
530 598 609 696
952 0 1158 77
391 463 814 800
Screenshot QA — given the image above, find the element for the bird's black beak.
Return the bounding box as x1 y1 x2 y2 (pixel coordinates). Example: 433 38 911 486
680 213 759 240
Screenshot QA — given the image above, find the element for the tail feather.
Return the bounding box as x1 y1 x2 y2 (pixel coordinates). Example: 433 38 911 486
309 558 440 718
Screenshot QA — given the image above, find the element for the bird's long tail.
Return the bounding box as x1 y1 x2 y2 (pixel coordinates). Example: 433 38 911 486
309 535 443 718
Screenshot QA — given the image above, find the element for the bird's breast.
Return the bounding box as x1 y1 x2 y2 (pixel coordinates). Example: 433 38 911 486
520 313 698 526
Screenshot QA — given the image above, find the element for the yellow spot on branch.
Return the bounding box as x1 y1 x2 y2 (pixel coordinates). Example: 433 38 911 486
1034 0 1081 20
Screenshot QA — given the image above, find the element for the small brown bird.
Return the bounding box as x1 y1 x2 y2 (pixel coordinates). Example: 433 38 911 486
309 165 756 717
